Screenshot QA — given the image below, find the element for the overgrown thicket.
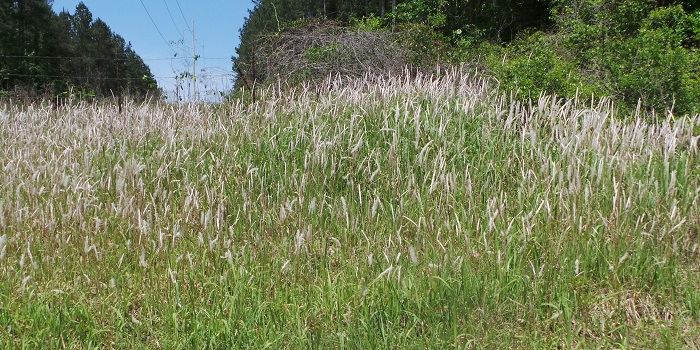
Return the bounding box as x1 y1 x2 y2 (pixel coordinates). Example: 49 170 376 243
234 0 700 115
0 0 158 101
490 1 700 115
237 20 408 88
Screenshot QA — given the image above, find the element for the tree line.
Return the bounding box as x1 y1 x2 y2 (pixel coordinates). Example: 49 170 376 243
234 0 554 83
234 0 700 115
0 0 159 101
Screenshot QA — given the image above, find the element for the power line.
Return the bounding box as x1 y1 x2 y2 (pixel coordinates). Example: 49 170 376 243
2 73 166 81
138 0 177 56
163 0 183 36
0 55 231 61
196 57 232 60
174 0 192 32
2 72 234 80
0 55 175 61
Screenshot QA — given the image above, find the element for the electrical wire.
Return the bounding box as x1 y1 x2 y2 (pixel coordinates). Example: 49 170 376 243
174 0 192 32
163 0 183 36
138 0 178 56
2 73 234 80
0 55 231 61
0 55 171 61
2 73 163 80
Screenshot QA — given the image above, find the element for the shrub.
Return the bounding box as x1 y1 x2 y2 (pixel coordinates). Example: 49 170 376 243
486 3 700 115
590 6 700 115
394 22 448 70
484 32 605 102
238 20 408 88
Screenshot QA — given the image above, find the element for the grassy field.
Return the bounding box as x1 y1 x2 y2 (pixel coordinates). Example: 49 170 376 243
1 71 699 348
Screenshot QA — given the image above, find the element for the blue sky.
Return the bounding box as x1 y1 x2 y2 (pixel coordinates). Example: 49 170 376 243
51 0 255 101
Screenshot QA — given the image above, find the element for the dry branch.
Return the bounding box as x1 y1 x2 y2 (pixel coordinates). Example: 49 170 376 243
240 20 408 87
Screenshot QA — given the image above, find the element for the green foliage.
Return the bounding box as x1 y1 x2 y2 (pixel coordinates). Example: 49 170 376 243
486 33 601 100
234 0 699 115
234 0 554 90
349 15 384 31
686 10 700 45
394 21 448 69
302 42 340 63
610 7 700 114
550 2 700 114
393 0 448 29
450 25 485 53
476 1 700 115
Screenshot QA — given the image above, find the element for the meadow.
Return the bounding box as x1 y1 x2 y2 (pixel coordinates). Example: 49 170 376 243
0 70 699 348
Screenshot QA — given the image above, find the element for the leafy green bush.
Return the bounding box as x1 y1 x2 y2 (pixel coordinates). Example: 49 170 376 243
610 7 700 114
685 10 700 46
349 15 385 31
484 2 700 116
392 0 448 29
395 22 448 70
592 6 700 115
483 32 604 102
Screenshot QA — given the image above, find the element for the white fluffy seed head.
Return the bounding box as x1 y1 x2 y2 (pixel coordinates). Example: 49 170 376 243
371 196 380 219
84 235 90 254
139 248 148 268
224 250 233 266
618 252 630 266
0 234 7 260
409 246 418 264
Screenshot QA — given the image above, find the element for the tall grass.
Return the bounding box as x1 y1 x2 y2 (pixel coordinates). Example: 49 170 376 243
0 70 699 348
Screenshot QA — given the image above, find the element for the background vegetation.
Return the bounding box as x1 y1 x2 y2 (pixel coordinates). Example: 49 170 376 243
234 0 700 115
0 0 158 101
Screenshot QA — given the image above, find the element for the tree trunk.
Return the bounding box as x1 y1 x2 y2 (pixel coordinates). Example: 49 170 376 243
391 0 396 31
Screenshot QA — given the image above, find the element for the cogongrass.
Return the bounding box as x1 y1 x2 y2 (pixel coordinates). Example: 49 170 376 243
0 70 698 348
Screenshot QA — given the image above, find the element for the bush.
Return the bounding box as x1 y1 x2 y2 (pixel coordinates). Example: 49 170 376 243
612 6 700 114
394 22 448 70
483 3 700 116
237 20 409 88
483 32 605 102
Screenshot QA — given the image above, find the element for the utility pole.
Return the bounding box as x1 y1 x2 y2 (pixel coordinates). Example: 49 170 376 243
175 75 180 103
192 20 197 103
392 0 396 32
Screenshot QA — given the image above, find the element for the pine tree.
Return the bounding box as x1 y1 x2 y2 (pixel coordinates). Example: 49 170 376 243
0 0 158 100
